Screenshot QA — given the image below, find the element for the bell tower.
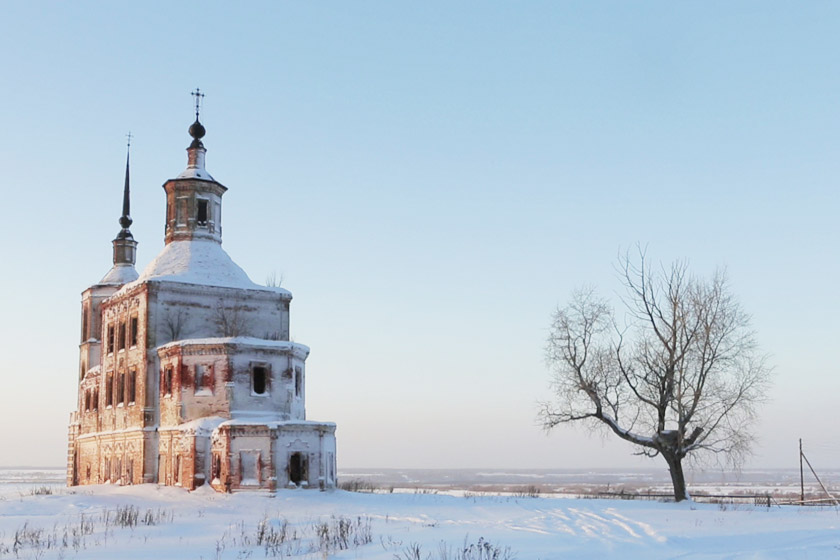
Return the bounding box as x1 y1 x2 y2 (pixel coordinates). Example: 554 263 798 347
162 88 227 245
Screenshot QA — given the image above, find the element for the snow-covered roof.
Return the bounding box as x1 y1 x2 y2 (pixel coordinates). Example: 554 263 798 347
100 263 139 285
176 167 215 181
117 239 290 296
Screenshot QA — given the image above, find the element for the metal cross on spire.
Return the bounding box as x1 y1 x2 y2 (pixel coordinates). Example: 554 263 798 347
126 131 132 149
191 88 205 120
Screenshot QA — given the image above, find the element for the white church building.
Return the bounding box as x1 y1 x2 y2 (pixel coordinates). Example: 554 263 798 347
67 99 337 492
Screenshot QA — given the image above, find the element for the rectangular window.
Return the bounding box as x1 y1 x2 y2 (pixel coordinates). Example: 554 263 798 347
118 322 126 350
105 375 113 407
252 364 268 395
128 370 136 404
93 388 99 410
163 367 173 396
196 199 209 226
117 372 125 405
294 366 302 397
130 317 138 347
84 390 91 412
195 364 204 390
108 325 115 353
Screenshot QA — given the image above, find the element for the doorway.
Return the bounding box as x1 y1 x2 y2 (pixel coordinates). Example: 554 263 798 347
289 452 307 486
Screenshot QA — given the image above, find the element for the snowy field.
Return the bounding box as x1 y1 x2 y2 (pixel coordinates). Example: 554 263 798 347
2 469 840 559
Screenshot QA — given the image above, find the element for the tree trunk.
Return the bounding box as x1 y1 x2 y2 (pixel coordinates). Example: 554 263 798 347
663 453 690 502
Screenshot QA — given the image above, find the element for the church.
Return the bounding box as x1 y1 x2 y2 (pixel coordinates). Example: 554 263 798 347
67 98 337 492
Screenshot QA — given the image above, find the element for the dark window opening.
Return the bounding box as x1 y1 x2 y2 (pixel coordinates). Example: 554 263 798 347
118 322 126 350
289 452 307 485
195 364 204 391
294 366 302 397
104 459 111 482
93 388 99 410
197 199 208 226
252 365 267 395
84 390 91 412
128 370 136 403
106 375 113 406
212 454 221 480
117 372 125 404
108 325 115 353
130 317 138 347
163 367 173 396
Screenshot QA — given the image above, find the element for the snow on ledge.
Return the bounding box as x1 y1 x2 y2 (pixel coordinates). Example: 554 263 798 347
166 416 227 436
157 336 310 354
220 416 337 430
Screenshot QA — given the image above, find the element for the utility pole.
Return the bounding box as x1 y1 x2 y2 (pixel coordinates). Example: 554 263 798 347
800 438 804 504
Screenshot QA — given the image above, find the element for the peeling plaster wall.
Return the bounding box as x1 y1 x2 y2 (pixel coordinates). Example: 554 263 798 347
229 348 308 420
146 282 290 349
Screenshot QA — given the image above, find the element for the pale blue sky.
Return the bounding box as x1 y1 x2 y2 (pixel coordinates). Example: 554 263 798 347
0 2 837 471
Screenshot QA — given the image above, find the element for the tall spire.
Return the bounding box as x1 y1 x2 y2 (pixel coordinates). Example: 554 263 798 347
117 133 133 238
101 133 139 284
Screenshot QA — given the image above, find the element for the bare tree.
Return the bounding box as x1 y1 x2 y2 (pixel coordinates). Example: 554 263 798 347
539 252 771 501
213 300 250 337
162 308 188 342
265 271 284 288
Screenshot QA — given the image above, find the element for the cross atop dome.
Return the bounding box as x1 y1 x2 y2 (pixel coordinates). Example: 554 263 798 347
191 88 205 120
189 88 206 147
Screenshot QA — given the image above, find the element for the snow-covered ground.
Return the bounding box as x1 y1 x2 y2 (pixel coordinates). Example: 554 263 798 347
1 476 839 559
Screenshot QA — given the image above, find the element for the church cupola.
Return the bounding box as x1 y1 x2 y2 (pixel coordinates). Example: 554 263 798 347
162 88 227 245
100 136 139 284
